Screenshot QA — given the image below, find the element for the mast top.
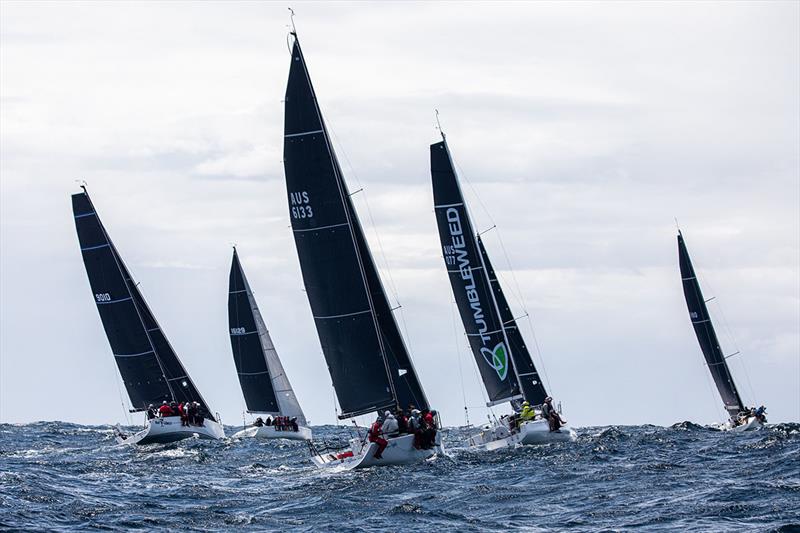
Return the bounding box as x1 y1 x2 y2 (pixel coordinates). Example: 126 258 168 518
435 109 446 141
288 7 297 36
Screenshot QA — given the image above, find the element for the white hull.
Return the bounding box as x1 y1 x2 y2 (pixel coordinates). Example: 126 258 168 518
310 433 444 470
115 416 225 445
231 424 312 441
722 416 764 432
468 418 577 451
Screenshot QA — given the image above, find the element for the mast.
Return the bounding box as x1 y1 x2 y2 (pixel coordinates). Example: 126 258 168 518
72 188 211 412
431 135 527 406
677 230 746 420
282 33 429 419
228 248 306 425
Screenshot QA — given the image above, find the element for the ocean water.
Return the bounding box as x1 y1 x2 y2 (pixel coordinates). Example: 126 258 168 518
1 421 798 532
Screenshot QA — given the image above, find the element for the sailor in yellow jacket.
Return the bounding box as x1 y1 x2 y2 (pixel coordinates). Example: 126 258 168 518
519 401 536 422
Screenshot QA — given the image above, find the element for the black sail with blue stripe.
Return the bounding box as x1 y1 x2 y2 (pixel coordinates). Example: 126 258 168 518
282 35 429 418
72 188 210 412
430 139 521 405
678 231 745 419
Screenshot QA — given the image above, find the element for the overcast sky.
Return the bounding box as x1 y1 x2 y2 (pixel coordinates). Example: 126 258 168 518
1 1 798 428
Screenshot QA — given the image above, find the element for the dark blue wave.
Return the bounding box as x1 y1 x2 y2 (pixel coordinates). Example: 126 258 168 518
1 422 798 531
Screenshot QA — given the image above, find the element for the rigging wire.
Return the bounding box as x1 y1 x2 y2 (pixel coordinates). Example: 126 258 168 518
697 269 759 406
451 157 555 395
325 123 424 375
450 298 470 427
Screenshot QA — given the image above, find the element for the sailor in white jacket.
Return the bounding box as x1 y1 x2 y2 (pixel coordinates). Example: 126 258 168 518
381 411 399 438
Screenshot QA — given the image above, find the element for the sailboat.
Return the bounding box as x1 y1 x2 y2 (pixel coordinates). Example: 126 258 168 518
430 132 576 449
282 32 444 468
71 187 225 444
227 248 311 441
677 230 766 431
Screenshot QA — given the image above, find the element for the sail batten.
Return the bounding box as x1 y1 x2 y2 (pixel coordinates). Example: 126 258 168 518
72 189 211 413
283 35 429 418
678 231 746 419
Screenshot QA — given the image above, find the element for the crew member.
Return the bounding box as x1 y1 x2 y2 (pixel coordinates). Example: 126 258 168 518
158 401 173 417
368 416 388 459
542 396 562 432
381 411 399 438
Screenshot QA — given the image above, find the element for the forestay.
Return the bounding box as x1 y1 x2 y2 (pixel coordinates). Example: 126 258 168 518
228 248 307 425
282 35 429 419
72 188 211 412
678 231 745 419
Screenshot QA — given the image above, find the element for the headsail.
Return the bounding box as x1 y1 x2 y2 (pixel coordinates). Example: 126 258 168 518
477 236 548 405
678 231 745 419
282 35 429 418
430 139 523 405
228 248 307 425
72 188 211 412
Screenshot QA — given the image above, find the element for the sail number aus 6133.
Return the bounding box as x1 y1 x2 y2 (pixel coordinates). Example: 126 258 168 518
289 191 313 219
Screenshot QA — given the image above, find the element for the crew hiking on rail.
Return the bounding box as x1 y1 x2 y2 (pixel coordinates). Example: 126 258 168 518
504 396 566 433
368 405 439 459
146 400 209 427
252 416 300 432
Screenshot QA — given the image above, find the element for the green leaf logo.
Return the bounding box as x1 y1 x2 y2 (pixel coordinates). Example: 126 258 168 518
480 342 508 380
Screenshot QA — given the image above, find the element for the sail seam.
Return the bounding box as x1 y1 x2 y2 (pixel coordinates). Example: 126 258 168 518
114 350 155 358
447 266 484 273
466 328 503 337
435 202 464 209
230 330 258 336
74 212 96 219
285 129 323 138
292 222 349 233
229 289 247 294
81 243 111 251
238 370 270 376
96 296 133 305
314 309 371 320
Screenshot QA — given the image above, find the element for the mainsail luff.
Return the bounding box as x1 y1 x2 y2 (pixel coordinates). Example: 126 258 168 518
430 138 523 405
477 236 549 405
678 231 745 419
282 34 429 418
228 249 307 425
72 188 211 412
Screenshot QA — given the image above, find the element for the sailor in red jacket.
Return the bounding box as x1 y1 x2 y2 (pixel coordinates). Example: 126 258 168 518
368 416 388 459
158 401 173 417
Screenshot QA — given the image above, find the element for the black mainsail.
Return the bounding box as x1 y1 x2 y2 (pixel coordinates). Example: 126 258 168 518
282 34 429 419
678 230 746 419
431 137 548 407
228 248 307 425
72 188 211 413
